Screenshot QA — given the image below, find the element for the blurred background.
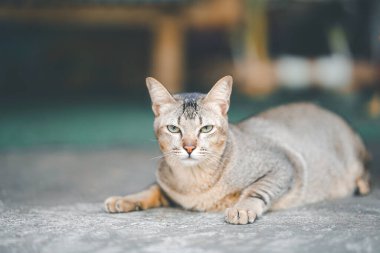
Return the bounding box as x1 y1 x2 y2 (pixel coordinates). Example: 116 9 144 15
0 0 379 150
1 2 380 251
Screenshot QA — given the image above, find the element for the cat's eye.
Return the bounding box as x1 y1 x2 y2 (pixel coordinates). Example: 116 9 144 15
200 125 213 133
167 125 181 133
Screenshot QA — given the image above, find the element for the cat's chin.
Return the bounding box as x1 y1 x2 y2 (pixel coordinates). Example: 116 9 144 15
180 157 200 166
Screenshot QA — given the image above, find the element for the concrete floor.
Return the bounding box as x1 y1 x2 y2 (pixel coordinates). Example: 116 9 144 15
1 147 380 253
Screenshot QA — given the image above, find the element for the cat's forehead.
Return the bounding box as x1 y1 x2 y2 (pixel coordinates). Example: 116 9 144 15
174 92 205 122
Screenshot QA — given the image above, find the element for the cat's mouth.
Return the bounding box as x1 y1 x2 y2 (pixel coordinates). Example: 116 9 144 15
183 155 197 160
181 156 199 165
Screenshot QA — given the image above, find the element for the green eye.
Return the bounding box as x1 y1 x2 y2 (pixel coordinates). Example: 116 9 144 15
200 125 213 133
167 125 180 133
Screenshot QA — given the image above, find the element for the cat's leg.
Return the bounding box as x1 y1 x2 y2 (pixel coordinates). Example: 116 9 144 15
104 184 169 213
355 146 371 196
355 169 371 196
225 166 294 225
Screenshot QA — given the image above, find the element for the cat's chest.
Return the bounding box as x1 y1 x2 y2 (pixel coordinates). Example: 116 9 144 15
156 167 239 211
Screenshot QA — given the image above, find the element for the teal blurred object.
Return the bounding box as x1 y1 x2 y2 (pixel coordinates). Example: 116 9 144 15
0 100 155 150
0 92 379 150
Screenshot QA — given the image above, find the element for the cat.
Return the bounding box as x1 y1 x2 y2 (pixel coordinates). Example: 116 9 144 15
104 76 371 225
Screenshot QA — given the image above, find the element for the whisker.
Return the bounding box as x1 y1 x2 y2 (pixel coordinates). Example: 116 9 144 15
150 150 178 160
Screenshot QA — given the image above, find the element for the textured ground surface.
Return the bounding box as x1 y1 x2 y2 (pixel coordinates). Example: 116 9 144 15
1 146 380 253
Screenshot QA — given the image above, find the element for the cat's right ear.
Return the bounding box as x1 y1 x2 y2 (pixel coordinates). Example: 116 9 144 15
146 77 176 117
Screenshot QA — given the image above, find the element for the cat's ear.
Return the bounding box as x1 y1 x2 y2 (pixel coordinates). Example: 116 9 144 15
146 77 176 116
204 75 233 115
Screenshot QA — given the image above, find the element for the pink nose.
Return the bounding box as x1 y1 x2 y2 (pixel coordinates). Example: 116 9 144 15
184 145 196 154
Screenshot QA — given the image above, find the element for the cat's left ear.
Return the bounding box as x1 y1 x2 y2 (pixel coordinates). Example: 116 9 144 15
146 77 176 117
204 75 233 115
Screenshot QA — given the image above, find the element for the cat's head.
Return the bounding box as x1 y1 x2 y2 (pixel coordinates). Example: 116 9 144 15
146 76 233 167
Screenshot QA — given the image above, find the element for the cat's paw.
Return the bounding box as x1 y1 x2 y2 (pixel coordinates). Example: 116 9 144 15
104 196 140 213
224 207 257 225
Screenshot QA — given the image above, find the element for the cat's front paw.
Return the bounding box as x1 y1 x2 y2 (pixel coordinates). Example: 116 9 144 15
104 196 140 213
224 207 257 225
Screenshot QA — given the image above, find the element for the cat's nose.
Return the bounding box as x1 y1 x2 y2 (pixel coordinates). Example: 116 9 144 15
183 145 196 155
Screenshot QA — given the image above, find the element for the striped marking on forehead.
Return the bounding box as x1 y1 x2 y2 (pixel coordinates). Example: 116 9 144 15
176 93 204 124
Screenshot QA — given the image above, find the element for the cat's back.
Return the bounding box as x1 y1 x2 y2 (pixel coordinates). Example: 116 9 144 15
237 102 364 159
237 103 352 142
258 102 328 122
241 102 335 128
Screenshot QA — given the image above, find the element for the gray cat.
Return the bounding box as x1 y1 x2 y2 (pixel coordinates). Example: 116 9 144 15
105 76 370 225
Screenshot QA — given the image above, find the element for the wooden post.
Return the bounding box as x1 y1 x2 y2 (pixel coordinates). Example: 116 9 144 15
240 0 275 95
152 15 185 93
